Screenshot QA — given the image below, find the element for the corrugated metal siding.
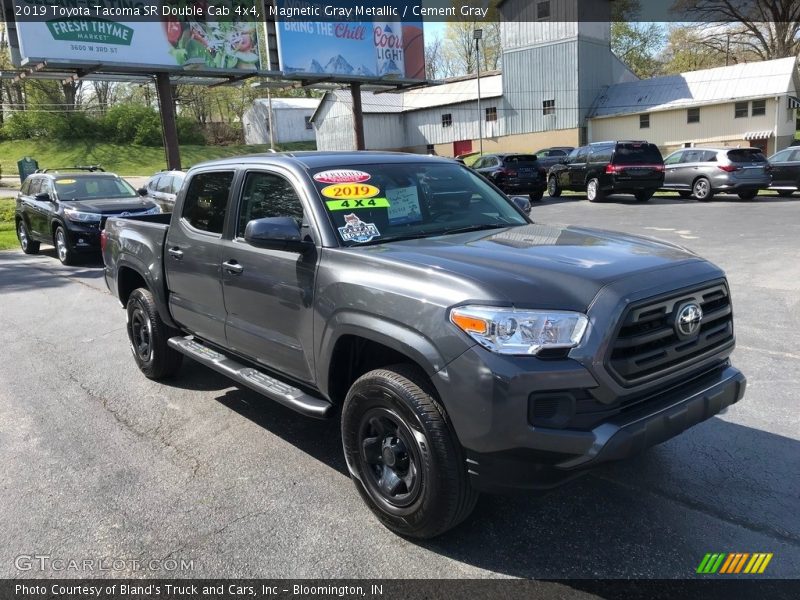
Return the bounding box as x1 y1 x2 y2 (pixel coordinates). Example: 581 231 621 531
404 99 501 146
314 96 356 151
578 39 616 124
590 99 784 149
272 107 316 144
364 114 406 150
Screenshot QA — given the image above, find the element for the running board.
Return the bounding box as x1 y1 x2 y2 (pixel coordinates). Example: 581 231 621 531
167 336 333 419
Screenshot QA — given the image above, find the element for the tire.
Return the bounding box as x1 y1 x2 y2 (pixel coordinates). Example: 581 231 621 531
678 191 693 199
586 178 604 202
341 364 478 539
738 190 758 200
692 177 714 202
529 190 544 202
635 190 654 202
17 220 40 255
126 288 183 380
54 225 76 265
547 175 562 197
776 190 794 197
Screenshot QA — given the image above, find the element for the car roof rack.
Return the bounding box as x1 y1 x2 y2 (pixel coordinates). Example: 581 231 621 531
37 165 105 173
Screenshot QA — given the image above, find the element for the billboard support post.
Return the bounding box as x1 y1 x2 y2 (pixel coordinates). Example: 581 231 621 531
155 72 181 171
351 83 365 151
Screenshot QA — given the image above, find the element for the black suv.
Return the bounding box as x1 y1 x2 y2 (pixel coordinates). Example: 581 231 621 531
471 153 547 201
548 141 665 202
15 167 160 265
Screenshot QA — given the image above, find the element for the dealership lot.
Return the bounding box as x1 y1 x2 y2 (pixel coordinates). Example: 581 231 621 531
0 193 798 579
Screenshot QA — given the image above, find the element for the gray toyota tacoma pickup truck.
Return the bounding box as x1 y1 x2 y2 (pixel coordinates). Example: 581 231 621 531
102 152 746 538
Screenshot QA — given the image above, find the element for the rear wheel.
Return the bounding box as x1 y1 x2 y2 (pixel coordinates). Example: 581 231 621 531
678 191 693 199
126 288 183 379
342 364 478 539
692 178 714 202
529 190 544 202
547 176 562 197
738 190 758 200
54 226 76 265
17 220 40 254
586 178 604 202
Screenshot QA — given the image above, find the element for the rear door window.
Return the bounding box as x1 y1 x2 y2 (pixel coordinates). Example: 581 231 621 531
148 175 162 191
590 145 613 163
613 143 663 165
573 147 589 163
28 178 42 196
181 171 234 235
727 149 767 163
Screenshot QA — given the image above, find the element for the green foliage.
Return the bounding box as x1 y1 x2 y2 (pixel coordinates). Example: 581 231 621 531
177 116 205 145
611 21 666 78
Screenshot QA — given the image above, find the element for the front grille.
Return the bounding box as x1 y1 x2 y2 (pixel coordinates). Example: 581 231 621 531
607 282 734 385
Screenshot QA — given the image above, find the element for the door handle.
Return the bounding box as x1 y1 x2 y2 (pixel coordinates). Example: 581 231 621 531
222 260 244 274
167 247 183 259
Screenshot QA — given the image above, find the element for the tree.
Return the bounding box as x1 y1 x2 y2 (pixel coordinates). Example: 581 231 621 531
660 25 731 74
610 0 666 78
672 0 800 61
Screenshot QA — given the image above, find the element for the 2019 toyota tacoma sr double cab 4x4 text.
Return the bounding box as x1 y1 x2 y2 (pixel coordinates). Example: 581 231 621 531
102 152 746 538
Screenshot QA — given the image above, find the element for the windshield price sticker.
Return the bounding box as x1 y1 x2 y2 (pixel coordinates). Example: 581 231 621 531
326 197 390 211
321 183 380 200
313 169 371 184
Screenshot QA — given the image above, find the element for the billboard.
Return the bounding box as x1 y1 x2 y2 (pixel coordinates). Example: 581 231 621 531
274 0 424 80
10 0 261 71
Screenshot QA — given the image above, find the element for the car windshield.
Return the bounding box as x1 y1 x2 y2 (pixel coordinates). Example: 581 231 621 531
613 143 663 165
310 162 528 247
54 176 138 200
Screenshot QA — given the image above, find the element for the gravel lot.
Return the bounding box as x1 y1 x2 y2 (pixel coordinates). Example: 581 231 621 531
0 192 798 581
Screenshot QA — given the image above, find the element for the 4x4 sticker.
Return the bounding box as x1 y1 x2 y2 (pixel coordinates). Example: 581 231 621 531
314 169 371 184
337 213 380 243
321 183 380 200
326 197 390 211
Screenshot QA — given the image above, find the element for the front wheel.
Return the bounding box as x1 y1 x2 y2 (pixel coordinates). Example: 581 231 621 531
586 178 605 202
693 178 714 202
529 190 544 202
738 190 758 200
547 176 562 197
126 288 183 379
17 220 40 254
54 225 76 265
341 365 478 539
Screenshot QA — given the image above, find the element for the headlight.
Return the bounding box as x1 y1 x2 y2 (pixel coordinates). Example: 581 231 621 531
450 305 589 356
63 209 101 223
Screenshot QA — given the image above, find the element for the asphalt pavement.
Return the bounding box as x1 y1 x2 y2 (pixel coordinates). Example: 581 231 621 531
0 192 798 581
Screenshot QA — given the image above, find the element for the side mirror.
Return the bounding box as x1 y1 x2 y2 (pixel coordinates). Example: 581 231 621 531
244 216 314 254
137 187 148 196
510 196 532 215
35 192 52 202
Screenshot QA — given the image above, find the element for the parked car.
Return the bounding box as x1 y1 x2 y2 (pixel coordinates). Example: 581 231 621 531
139 170 186 212
662 147 770 201
103 152 744 538
547 141 664 202
15 167 160 265
531 146 574 174
767 146 800 196
471 153 547 200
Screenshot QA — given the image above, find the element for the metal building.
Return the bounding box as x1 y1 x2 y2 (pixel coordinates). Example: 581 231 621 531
243 97 321 146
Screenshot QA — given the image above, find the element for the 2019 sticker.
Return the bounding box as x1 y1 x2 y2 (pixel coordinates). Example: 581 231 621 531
313 169 371 184
326 197 390 211
337 213 381 243
321 183 380 200
57 179 77 184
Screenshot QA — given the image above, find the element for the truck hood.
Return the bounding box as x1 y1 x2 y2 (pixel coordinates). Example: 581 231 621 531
61 198 157 214
359 223 705 311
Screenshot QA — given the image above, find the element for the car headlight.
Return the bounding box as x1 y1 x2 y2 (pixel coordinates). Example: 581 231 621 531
450 305 589 356
63 209 101 223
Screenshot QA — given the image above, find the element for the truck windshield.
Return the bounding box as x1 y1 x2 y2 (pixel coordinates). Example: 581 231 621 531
310 162 528 246
55 176 138 200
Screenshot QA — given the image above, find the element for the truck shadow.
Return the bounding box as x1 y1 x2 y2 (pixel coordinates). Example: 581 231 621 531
0 249 103 291
200 383 799 577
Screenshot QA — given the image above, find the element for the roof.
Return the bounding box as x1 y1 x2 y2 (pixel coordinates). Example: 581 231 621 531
312 73 504 120
190 151 457 171
591 57 798 119
253 97 321 111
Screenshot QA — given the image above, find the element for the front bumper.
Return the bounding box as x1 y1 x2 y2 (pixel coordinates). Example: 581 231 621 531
64 223 101 253
435 344 745 492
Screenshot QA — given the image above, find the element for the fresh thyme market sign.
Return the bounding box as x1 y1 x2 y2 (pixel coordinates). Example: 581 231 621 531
46 19 134 46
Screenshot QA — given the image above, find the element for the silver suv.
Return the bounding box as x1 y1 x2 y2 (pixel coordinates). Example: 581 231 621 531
662 147 770 201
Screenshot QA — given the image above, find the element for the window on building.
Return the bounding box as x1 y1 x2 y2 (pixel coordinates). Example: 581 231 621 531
639 114 650 129
304 116 313 130
485 106 498 122
542 99 555 116
426 144 435 154
751 99 766 116
734 102 748 118
536 0 551 20
442 113 452 128
687 108 700 123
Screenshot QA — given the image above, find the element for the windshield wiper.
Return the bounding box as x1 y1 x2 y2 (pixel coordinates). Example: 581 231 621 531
437 223 511 236
357 232 435 246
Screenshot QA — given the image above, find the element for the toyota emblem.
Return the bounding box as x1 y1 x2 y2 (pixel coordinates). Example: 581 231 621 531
675 303 703 338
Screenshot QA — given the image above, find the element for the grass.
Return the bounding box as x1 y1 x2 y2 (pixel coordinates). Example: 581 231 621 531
0 140 316 177
0 197 17 251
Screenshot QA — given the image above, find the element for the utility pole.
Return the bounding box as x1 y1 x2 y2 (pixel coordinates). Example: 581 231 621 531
474 29 483 156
